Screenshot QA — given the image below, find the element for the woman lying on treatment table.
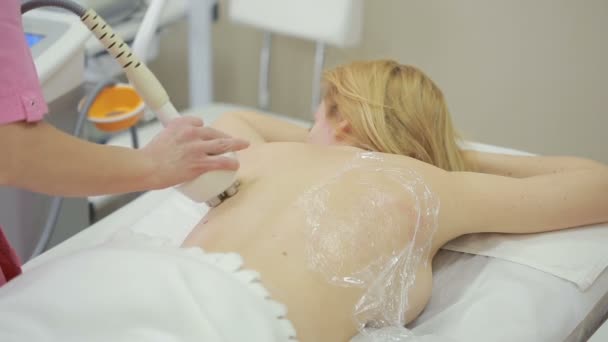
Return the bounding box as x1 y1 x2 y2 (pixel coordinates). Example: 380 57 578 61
181 60 608 341
1 60 606 342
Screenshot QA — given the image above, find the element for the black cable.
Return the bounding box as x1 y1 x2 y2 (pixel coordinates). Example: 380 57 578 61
21 0 86 17
129 126 140 149
30 79 117 260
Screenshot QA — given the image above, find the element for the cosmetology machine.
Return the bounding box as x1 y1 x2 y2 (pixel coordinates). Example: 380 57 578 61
1 0 237 261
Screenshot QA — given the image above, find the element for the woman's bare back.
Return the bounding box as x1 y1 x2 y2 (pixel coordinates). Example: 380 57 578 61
182 142 455 342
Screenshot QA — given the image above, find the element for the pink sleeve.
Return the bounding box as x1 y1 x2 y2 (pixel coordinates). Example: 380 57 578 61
0 0 49 125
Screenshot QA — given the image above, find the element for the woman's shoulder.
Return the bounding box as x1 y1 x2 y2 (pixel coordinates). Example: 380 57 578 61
240 141 447 183
240 141 367 158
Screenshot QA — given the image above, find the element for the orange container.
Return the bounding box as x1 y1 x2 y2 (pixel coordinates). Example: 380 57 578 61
86 84 144 132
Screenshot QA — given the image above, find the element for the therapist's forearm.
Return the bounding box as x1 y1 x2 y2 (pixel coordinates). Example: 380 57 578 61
463 150 606 178
0 122 158 196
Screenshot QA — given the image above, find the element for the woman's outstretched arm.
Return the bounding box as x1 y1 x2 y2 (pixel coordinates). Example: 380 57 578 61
463 150 605 177
444 153 608 237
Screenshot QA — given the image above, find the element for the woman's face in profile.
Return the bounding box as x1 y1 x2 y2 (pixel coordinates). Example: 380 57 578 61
307 101 338 146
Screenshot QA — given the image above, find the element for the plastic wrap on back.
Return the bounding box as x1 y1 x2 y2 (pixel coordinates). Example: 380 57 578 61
297 152 440 331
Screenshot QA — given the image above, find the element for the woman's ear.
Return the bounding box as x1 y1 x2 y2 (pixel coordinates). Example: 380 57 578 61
333 118 352 140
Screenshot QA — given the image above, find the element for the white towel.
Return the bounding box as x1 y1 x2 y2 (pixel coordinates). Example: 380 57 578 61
442 222 608 291
0 233 297 342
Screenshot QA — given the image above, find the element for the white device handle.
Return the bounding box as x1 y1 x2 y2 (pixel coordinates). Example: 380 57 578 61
176 152 238 203
81 9 238 204
81 9 175 123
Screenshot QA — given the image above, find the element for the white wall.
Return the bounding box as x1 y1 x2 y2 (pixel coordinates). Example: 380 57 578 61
150 0 608 162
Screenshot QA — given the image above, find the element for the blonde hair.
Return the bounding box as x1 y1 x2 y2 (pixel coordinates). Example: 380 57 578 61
322 60 468 171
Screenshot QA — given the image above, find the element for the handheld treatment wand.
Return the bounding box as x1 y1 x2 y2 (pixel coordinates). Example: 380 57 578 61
22 0 240 207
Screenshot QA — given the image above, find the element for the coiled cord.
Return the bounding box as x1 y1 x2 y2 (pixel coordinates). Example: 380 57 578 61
21 0 86 16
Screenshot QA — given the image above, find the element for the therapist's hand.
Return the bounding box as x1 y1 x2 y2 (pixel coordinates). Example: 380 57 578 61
141 116 249 188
